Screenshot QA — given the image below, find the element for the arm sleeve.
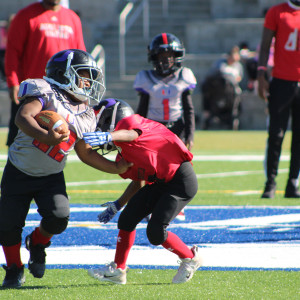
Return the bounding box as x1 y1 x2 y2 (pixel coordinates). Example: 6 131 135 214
182 89 195 142
136 92 149 117
5 12 29 87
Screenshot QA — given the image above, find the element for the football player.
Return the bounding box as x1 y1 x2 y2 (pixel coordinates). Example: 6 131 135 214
83 98 202 285
134 32 196 151
0 49 132 288
134 33 197 221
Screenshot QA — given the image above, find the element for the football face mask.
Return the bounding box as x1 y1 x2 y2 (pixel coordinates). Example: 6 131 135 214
44 49 106 104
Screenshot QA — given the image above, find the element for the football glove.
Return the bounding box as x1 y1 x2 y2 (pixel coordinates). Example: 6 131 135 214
98 200 122 224
83 132 112 147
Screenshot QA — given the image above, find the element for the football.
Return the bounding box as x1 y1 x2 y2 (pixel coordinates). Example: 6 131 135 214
34 110 69 134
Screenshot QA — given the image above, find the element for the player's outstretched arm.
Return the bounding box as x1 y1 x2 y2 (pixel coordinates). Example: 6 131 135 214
75 139 133 174
83 129 139 147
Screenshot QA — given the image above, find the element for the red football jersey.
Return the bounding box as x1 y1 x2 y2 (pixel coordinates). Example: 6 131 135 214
264 3 300 81
114 114 193 182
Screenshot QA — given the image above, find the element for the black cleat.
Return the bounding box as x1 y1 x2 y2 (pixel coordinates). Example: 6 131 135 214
285 180 300 198
261 181 276 198
2 264 25 288
25 233 51 278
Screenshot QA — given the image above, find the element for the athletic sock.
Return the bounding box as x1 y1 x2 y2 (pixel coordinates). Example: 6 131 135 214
162 231 194 259
114 229 136 270
32 227 51 246
2 243 23 268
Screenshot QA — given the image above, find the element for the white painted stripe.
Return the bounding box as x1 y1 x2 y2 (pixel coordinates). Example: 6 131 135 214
1 243 298 269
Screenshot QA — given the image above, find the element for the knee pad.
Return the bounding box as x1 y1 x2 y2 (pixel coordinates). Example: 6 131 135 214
146 221 167 246
0 229 22 246
118 212 136 232
41 216 69 235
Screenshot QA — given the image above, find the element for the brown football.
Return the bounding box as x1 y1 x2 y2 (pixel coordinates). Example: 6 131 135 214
34 110 69 134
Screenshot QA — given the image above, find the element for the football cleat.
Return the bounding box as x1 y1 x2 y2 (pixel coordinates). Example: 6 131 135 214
25 233 51 278
88 262 128 285
175 209 185 221
261 181 276 199
172 245 203 284
285 179 300 198
2 264 25 288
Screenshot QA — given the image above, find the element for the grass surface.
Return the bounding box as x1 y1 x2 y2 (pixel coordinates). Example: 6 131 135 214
0 129 299 298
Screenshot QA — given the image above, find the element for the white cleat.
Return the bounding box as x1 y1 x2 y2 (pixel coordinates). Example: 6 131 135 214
172 245 203 284
88 262 128 285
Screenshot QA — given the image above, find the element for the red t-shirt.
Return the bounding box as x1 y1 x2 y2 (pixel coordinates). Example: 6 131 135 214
5 2 86 87
265 3 300 81
114 114 193 182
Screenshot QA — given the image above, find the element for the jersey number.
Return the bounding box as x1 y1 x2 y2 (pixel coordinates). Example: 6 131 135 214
162 98 170 121
32 130 77 162
285 28 299 51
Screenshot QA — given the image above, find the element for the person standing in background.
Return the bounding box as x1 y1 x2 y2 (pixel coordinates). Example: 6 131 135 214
5 0 85 147
134 33 196 221
258 0 300 198
134 33 196 151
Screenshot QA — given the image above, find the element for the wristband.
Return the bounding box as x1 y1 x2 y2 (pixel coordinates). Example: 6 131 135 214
114 200 122 211
257 66 267 71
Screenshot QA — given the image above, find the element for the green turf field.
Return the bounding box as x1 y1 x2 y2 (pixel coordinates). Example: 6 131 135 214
0 129 299 299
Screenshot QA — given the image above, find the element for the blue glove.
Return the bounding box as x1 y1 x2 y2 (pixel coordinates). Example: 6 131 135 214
83 132 112 147
98 200 122 224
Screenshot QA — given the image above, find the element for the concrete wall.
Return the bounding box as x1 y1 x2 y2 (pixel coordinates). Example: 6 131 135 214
186 18 264 54
210 0 283 18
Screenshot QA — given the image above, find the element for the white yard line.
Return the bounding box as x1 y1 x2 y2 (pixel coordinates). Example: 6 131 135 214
0 243 298 270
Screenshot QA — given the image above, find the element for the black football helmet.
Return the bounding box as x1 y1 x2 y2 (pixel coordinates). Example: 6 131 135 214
148 33 185 76
44 49 105 104
289 0 300 7
93 98 134 154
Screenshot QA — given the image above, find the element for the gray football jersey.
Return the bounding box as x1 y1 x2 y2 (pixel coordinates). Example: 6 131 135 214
133 67 196 122
8 78 97 176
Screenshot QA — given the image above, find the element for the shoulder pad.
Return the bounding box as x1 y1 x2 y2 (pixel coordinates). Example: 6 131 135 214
18 79 52 100
180 67 197 85
133 70 152 90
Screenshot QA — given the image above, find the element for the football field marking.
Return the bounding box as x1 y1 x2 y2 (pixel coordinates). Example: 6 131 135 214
1 205 299 270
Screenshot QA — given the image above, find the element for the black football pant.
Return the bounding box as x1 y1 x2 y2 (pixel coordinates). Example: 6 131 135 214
118 161 198 246
265 77 300 183
0 160 69 246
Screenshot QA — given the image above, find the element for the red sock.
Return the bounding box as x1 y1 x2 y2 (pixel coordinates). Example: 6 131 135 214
162 231 193 259
2 243 23 268
114 229 136 270
32 227 51 246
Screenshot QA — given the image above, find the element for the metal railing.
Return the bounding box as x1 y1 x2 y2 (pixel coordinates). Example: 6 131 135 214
119 0 149 77
90 44 106 85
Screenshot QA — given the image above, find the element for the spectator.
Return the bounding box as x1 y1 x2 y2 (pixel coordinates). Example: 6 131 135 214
201 46 243 130
5 0 85 147
258 0 300 198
